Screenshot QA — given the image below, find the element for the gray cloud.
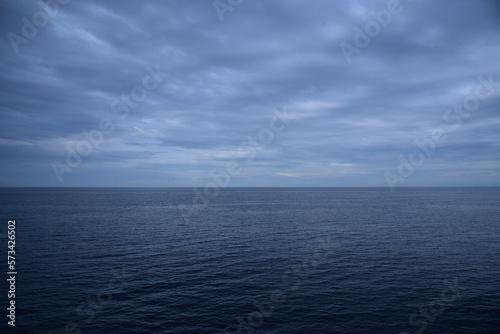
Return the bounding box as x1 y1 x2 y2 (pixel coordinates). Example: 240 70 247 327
0 0 499 187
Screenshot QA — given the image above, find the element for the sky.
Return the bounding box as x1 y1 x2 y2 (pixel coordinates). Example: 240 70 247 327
0 0 499 187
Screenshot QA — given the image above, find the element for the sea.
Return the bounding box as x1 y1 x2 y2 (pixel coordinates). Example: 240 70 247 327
0 187 499 333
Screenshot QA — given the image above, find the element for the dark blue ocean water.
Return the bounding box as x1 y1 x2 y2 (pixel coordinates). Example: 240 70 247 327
0 187 499 334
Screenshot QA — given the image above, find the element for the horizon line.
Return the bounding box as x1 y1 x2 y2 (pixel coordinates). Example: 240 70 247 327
1 186 499 189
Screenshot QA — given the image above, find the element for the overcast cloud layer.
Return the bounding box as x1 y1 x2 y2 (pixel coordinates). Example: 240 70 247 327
1 0 499 187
